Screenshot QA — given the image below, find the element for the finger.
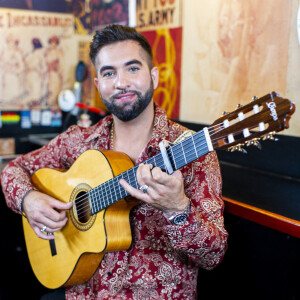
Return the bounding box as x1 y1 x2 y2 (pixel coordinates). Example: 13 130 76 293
151 167 169 184
172 170 183 180
32 225 55 240
36 215 68 233
44 200 73 221
119 179 148 201
137 164 153 184
50 198 73 211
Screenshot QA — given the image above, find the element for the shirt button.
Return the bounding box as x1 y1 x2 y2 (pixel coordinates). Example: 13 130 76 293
107 272 112 276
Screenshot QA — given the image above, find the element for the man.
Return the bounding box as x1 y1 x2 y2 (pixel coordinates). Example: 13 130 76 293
1 25 228 299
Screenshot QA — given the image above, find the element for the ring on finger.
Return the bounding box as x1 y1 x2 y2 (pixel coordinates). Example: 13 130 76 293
139 184 149 193
41 225 47 233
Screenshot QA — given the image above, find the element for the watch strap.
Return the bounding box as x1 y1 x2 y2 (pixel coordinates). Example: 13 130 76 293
164 201 191 225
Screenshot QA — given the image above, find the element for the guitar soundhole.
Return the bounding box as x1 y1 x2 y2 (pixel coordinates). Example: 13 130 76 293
75 191 91 223
69 183 96 231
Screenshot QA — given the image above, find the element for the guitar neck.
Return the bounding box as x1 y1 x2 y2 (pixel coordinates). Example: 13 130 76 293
86 92 297 215
89 128 212 215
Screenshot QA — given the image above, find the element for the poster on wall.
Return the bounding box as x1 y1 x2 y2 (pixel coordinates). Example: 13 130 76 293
78 41 106 112
0 0 68 12
0 8 76 110
0 0 92 34
91 0 129 31
180 0 293 131
141 28 182 120
136 0 182 120
66 0 92 34
136 0 182 31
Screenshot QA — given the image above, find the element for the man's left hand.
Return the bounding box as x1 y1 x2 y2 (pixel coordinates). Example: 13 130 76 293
119 163 190 215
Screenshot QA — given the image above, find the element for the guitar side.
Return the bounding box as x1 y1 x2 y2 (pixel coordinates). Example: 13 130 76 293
23 149 136 289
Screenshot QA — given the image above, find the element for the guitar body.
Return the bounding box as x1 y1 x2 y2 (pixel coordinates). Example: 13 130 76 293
22 149 137 289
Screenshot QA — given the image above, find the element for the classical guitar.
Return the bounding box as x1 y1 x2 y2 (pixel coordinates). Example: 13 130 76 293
22 92 295 289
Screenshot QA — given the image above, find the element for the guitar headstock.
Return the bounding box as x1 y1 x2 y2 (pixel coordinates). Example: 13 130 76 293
209 92 296 152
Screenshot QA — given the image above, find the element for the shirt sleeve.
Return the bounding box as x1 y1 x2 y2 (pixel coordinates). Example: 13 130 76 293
0 125 80 214
164 151 228 270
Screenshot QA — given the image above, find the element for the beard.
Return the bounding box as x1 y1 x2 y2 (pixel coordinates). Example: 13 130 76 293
100 81 154 122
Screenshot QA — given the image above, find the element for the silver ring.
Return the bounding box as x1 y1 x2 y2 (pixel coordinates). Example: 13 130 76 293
139 184 149 193
41 225 47 233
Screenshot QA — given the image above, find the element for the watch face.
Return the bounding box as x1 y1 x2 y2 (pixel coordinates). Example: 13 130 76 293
172 213 188 225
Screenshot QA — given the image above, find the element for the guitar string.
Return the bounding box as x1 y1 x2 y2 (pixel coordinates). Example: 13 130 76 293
73 131 213 216
73 124 250 217
74 126 249 218
73 103 267 216
74 111 259 207
73 126 233 217
73 124 249 218
74 132 245 219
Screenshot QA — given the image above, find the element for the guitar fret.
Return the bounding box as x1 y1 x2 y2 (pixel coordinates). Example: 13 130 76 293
191 134 198 157
103 181 110 208
194 132 208 157
181 142 187 165
90 130 212 216
190 134 201 159
115 179 122 201
112 178 118 204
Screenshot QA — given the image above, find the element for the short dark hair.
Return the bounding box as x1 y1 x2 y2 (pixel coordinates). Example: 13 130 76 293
89 24 153 68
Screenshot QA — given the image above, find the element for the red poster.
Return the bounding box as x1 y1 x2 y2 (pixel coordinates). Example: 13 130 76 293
141 27 182 120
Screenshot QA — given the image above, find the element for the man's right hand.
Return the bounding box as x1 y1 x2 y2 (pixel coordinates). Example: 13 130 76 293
23 190 73 240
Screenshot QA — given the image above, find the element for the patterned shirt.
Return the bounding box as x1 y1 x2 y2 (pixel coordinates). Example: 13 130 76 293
1 105 228 299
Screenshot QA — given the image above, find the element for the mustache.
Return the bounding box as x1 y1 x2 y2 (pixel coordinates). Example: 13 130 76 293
111 89 139 99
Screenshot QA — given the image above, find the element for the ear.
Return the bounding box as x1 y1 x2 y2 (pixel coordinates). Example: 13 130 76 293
93 77 99 89
150 66 159 89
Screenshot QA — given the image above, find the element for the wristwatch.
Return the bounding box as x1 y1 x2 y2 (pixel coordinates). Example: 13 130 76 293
165 201 191 225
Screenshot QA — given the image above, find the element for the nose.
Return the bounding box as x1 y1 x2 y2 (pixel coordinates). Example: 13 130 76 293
115 70 130 90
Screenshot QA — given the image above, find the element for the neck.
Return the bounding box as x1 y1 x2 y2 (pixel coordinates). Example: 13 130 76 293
111 102 155 162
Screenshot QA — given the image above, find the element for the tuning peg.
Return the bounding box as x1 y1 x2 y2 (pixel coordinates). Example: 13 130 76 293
262 131 278 141
228 144 247 154
245 138 262 150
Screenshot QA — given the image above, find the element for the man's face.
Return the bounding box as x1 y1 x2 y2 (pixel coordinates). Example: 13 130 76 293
94 40 159 121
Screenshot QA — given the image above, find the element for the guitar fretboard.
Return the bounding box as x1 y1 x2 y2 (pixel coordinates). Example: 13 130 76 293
89 129 211 215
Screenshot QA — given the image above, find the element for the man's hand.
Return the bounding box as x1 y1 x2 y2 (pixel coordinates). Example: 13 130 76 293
23 190 73 240
119 163 190 215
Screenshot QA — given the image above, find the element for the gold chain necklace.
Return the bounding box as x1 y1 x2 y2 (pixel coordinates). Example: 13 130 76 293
110 121 114 150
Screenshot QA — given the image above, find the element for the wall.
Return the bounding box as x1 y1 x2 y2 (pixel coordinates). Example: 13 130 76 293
180 0 300 138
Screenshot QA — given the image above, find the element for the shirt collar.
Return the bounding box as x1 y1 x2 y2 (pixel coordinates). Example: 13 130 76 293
146 103 170 152
84 114 113 147
83 103 170 153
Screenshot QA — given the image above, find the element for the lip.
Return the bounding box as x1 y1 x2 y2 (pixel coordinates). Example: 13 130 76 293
114 92 137 102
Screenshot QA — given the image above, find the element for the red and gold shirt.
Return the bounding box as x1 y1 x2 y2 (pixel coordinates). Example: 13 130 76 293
1 105 228 299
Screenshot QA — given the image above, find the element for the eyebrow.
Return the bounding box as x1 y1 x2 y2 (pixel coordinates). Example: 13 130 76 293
125 59 143 67
99 65 114 74
99 59 143 74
